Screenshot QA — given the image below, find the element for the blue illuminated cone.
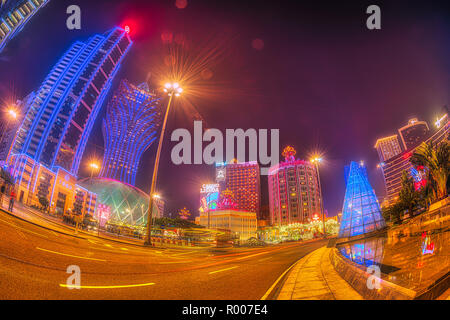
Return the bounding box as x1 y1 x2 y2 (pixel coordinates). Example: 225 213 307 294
338 161 386 238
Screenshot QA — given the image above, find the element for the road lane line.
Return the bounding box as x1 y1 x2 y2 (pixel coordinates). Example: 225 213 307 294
60 282 155 289
36 247 107 261
208 266 238 274
258 257 272 262
0 217 49 238
159 260 192 264
120 247 129 251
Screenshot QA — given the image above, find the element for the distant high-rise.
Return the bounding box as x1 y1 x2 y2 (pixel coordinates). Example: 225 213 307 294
268 146 322 226
374 134 403 162
11 27 132 175
338 161 385 238
99 80 162 185
216 160 260 214
0 0 49 53
398 118 430 150
380 115 449 204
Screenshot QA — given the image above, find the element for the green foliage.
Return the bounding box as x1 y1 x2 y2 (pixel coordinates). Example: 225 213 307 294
398 171 421 213
38 196 49 209
410 137 450 201
153 217 204 229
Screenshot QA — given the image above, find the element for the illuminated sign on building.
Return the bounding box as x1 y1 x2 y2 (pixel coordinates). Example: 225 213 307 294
200 184 219 194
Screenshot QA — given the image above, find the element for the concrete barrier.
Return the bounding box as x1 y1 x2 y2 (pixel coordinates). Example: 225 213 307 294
329 248 416 300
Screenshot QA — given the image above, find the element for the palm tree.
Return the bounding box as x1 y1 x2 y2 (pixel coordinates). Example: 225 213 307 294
410 137 450 201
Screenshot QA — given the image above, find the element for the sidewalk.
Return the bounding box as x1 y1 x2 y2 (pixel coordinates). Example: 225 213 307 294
277 247 363 300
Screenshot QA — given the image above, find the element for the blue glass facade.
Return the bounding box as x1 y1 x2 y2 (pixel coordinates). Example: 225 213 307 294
12 27 133 176
99 80 162 186
338 161 386 238
0 0 49 53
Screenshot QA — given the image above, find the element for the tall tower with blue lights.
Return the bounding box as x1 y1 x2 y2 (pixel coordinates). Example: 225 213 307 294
7 27 132 217
99 80 162 185
338 161 385 238
0 0 49 53
11 26 132 175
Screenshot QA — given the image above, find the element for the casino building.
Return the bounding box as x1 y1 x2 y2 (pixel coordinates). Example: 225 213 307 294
7 27 132 217
0 0 49 53
99 80 162 186
215 160 260 214
268 146 322 226
378 114 449 204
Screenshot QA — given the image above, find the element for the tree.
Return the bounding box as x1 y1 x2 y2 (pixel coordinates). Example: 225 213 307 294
38 196 49 211
410 138 450 201
382 202 404 225
398 171 421 214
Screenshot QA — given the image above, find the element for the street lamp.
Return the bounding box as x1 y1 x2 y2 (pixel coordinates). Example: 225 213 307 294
311 157 326 239
89 162 99 178
0 107 18 147
145 82 183 246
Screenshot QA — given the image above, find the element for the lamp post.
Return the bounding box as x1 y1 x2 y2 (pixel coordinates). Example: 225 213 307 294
145 82 183 246
311 157 326 239
89 162 99 179
0 108 18 147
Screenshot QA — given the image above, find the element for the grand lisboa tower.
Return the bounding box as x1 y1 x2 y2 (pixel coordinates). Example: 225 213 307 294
100 79 163 186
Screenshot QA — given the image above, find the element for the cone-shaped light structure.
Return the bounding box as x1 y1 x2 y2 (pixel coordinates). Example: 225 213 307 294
338 161 386 238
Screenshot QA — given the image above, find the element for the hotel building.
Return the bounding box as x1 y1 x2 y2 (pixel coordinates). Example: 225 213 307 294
0 0 49 53
99 80 162 186
215 161 260 214
268 147 322 226
374 134 403 162
398 118 430 150
7 27 132 216
380 115 449 204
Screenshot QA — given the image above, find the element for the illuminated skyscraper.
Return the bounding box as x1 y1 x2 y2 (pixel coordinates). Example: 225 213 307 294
11 27 132 175
338 161 385 238
215 160 260 214
268 146 322 226
7 27 131 216
380 115 449 204
99 80 162 185
0 0 49 53
374 134 402 162
398 118 430 150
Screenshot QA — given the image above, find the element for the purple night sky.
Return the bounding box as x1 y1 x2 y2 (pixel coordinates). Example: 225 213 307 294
0 0 449 218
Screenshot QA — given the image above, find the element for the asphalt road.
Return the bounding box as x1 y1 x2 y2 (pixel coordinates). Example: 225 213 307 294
0 208 328 299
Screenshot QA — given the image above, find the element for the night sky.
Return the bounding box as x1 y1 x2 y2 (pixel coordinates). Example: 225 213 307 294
0 0 449 218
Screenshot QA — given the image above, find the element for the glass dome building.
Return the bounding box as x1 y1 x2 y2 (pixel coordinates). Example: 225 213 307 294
78 177 150 226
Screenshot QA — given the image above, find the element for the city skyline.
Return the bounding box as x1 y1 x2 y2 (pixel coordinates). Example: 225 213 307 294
0 0 449 217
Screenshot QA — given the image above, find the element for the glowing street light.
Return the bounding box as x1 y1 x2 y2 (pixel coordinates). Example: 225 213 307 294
145 82 183 246
89 162 100 178
310 156 326 239
1 107 19 159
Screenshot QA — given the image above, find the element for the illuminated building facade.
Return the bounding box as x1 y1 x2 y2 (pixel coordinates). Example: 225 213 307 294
0 0 49 53
99 80 162 185
374 135 402 162
380 116 449 204
215 161 260 214
268 147 322 226
7 27 132 216
197 209 257 241
338 161 385 238
398 118 430 150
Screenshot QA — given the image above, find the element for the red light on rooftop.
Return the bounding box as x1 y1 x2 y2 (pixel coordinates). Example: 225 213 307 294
124 25 130 33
